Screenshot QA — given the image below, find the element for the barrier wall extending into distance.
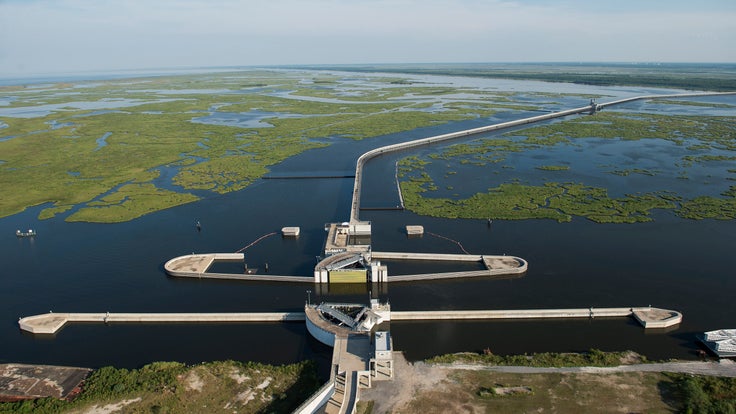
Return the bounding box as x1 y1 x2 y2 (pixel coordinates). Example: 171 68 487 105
349 91 736 223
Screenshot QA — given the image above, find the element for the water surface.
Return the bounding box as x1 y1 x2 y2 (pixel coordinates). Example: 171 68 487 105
0 71 734 370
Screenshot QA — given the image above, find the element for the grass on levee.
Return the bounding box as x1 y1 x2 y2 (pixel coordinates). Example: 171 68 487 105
358 349 736 414
397 371 736 414
396 371 676 414
426 348 645 367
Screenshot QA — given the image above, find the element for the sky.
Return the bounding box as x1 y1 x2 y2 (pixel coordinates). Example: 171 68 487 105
1 0 735 77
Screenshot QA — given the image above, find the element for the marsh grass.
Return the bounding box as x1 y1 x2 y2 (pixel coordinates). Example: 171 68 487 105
399 110 736 222
1 71 518 222
3 74 733 223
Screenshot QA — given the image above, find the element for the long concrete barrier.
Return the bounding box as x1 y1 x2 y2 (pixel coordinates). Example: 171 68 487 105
373 252 483 261
349 104 597 223
17 305 681 336
349 91 736 223
390 306 682 329
170 271 313 283
597 91 736 110
387 270 522 282
18 312 306 335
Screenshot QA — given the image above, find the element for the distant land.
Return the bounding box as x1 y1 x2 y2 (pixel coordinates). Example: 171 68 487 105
279 62 736 91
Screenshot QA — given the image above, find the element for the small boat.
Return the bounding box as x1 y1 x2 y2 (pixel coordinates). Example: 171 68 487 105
16 229 36 237
698 329 736 358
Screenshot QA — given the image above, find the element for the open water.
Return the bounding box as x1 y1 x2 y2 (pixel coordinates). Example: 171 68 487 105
1 71 735 370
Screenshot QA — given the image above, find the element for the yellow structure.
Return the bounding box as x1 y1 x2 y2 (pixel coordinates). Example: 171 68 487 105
329 269 367 283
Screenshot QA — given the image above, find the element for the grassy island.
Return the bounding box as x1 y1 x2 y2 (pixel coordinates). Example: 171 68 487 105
0 70 532 223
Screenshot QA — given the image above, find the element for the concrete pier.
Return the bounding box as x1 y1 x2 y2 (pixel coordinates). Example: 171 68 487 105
390 306 682 329
372 252 527 281
164 253 313 283
18 312 306 335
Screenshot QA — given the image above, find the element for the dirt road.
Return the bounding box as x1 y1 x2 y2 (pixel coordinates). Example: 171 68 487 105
438 358 736 377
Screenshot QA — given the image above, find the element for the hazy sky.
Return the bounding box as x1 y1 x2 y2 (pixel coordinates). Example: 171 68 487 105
1 0 735 76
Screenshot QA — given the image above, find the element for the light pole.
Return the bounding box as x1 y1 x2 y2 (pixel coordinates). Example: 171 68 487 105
306 290 312 306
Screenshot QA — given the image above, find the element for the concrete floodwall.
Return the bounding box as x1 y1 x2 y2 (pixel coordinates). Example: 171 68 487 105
168 271 313 283
306 315 337 347
349 91 736 223
390 307 682 329
349 104 596 222
213 253 245 261
291 380 335 414
372 252 483 261
390 308 630 321
372 252 527 281
19 312 306 335
164 253 313 282
387 270 509 282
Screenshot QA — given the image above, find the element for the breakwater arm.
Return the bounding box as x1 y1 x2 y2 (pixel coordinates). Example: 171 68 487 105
18 312 306 335
164 253 313 283
390 306 682 329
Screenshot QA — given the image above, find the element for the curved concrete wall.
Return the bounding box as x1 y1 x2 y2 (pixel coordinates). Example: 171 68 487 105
350 104 597 222
305 316 336 347
164 254 312 282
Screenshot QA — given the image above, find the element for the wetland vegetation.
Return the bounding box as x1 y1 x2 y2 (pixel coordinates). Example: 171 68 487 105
0 71 520 222
399 110 736 223
2 69 734 224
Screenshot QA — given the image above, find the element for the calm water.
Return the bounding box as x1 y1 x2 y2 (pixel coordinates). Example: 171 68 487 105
1 74 734 370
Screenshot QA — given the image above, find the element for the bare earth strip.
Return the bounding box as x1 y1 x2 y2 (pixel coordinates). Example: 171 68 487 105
438 358 736 377
359 353 736 414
